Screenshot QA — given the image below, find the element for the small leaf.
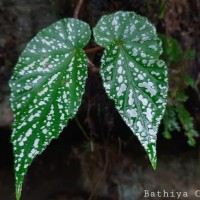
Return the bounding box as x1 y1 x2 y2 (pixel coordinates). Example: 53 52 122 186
176 89 188 102
159 35 183 65
176 104 198 146
183 74 195 88
93 11 168 168
162 105 180 139
10 18 91 199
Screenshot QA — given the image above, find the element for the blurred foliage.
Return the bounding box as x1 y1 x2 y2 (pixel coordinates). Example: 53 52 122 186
160 35 198 146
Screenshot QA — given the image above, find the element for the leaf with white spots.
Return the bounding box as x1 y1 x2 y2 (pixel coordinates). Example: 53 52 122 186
9 18 90 200
93 11 168 168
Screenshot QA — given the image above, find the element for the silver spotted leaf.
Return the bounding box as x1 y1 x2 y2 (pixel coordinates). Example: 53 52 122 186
10 18 90 199
93 11 168 168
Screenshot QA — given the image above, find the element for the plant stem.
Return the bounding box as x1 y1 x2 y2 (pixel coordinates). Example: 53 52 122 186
85 46 103 54
75 116 90 141
73 0 84 18
88 58 99 73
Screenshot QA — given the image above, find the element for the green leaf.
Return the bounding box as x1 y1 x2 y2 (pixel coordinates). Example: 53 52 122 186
162 105 180 139
176 104 198 146
176 89 188 102
183 74 195 88
93 11 168 168
159 35 183 65
9 18 91 200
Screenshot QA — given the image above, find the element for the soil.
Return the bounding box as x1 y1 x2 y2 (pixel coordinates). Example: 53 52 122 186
0 0 200 200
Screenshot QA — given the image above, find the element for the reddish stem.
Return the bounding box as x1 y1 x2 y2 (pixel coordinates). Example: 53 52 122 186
85 46 103 54
73 0 84 18
73 0 101 74
88 59 99 74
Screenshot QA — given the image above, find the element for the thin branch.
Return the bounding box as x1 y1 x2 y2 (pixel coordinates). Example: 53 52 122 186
85 46 103 74
75 116 90 141
73 0 102 74
88 58 99 74
85 46 103 54
73 0 84 19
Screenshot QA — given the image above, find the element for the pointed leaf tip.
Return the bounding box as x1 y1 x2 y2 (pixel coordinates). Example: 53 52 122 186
16 185 22 200
147 143 157 170
93 11 168 169
10 18 91 199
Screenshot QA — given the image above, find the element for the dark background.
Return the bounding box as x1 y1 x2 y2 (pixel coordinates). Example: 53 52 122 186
0 0 200 199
